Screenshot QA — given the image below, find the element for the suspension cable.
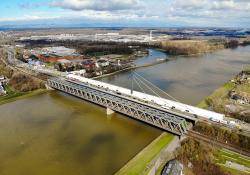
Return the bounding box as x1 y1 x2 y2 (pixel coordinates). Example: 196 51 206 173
133 77 146 94
134 72 179 102
134 75 162 98
133 71 194 113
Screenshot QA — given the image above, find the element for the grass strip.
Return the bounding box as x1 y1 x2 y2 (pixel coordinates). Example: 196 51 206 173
115 132 174 175
0 86 48 105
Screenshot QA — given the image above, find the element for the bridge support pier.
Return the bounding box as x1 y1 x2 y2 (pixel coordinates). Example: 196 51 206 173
47 78 189 136
106 108 115 115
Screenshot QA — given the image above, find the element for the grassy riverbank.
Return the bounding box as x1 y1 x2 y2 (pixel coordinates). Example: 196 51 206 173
0 86 48 105
115 133 174 175
198 66 250 109
197 81 235 109
197 66 250 122
188 67 250 175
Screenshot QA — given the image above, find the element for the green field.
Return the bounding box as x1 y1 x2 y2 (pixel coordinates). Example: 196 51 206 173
115 133 174 175
214 149 250 174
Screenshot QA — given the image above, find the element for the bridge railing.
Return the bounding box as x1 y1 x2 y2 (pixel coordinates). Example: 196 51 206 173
48 78 188 135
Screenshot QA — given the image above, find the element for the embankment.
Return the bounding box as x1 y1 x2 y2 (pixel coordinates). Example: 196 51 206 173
0 88 48 105
115 133 174 175
0 48 48 105
198 67 250 123
94 59 168 80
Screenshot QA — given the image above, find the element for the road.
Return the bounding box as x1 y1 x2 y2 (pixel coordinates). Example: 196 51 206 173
1 48 48 82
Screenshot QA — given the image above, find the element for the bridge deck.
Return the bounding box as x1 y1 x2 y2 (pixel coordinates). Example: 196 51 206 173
48 78 190 135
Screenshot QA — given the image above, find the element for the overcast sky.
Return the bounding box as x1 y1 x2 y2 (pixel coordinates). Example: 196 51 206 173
0 0 250 28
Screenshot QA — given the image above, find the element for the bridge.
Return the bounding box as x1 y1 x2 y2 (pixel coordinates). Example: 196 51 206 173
47 74 224 136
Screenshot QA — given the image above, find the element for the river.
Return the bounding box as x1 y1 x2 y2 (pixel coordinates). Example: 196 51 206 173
0 46 249 175
101 47 250 105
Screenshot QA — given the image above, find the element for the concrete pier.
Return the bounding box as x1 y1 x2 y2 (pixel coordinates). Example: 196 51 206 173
107 108 115 115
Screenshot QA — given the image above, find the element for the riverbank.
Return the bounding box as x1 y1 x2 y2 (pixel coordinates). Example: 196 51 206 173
198 66 250 123
160 38 250 56
0 48 48 105
116 66 250 175
115 133 174 175
177 67 250 175
160 39 225 56
0 87 48 105
94 58 168 80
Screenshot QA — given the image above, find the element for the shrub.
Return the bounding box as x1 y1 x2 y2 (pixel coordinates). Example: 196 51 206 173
9 73 45 92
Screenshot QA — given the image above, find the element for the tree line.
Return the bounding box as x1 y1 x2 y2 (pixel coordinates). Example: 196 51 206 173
194 121 250 150
176 138 227 175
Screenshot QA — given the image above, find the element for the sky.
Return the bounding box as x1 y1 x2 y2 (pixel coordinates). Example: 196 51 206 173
0 0 250 28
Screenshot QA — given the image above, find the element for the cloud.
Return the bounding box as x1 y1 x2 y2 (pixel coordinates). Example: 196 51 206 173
169 0 250 18
0 10 158 23
211 0 235 10
1 0 250 28
0 15 59 23
19 2 45 9
50 0 141 11
172 0 207 10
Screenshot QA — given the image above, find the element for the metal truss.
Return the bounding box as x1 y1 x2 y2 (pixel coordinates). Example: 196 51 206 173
48 78 188 135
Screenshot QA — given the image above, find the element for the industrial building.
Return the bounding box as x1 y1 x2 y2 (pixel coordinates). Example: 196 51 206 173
27 47 83 63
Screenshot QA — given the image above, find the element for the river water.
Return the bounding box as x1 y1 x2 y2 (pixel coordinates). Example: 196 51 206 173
0 46 249 175
101 47 250 105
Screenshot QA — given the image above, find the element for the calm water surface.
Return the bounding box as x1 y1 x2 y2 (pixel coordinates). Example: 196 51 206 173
0 92 161 175
0 46 249 175
101 46 250 105
133 49 168 66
